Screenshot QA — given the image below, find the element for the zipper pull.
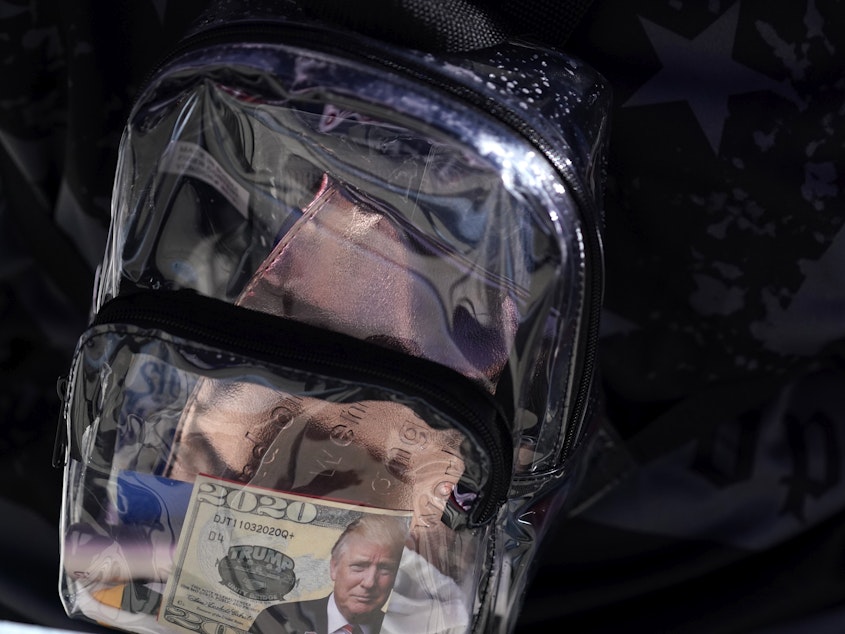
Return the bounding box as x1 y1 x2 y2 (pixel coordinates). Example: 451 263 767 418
52 375 70 469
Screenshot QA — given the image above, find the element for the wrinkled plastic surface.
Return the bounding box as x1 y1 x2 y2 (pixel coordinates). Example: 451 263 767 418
62 325 485 633
61 20 612 634
97 39 595 472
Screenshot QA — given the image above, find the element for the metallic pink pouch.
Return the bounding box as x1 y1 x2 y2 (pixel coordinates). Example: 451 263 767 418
238 175 518 388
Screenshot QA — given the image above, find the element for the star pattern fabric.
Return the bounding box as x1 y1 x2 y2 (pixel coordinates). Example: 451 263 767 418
517 2 845 630
625 1 796 153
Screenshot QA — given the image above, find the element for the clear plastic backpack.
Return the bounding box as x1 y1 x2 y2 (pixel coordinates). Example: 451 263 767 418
56 3 614 632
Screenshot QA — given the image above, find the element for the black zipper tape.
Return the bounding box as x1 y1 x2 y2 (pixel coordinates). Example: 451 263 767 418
92 289 512 527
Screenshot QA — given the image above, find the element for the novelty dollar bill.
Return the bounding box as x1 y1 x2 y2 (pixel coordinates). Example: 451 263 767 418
159 475 411 633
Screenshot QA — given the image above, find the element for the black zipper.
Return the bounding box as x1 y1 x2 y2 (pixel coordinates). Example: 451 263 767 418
91 289 512 527
137 18 604 466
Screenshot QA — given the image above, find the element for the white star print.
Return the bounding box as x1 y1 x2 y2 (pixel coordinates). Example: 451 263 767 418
624 2 790 154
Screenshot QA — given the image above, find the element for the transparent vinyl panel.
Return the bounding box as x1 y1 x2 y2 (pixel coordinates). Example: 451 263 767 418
96 44 587 475
61 326 492 634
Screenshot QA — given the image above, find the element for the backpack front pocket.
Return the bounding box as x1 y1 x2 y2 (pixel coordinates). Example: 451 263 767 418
60 292 509 633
